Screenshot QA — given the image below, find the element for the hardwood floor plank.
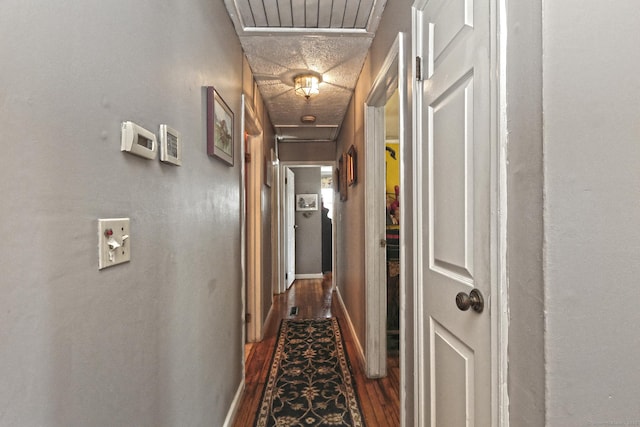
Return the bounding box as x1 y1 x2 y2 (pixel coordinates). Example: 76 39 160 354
232 278 399 427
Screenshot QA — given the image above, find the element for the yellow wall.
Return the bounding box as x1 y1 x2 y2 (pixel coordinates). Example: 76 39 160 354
385 142 400 194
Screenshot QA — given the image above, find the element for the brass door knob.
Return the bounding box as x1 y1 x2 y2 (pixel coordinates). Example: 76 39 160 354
455 289 485 313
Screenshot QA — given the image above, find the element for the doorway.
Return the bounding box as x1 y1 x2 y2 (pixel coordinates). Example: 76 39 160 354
363 33 407 382
278 162 337 295
242 96 264 343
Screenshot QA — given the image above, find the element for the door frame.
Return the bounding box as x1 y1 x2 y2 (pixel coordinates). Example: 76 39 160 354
410 0 510 425
277 161 337 294
242 96 264 343
363 33 407 379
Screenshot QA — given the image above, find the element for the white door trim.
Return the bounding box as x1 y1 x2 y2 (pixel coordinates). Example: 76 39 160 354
240 95 247 380
410 6 426 422
496 0 510 424
363 33 407 381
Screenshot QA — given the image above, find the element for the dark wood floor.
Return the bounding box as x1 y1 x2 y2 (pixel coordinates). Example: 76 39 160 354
232 278 400 427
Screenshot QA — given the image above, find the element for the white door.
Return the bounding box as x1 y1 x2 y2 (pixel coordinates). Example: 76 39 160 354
414 0 495 425
285 168 296 289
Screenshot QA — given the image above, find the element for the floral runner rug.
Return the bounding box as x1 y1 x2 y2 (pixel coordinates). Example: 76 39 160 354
254 317 366 427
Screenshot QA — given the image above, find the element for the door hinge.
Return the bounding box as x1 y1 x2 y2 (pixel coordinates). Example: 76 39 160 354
246 313 251 323
285 272 288 280
416 56 423 81
285 177 288 185
245 152 251 163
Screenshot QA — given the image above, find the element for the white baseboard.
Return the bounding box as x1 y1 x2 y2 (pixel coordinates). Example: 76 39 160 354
262 303 276 340
222 380 245 427
295 273 323 279
335 287 365 368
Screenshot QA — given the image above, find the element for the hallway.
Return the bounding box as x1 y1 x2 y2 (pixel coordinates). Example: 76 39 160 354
233 279 400 426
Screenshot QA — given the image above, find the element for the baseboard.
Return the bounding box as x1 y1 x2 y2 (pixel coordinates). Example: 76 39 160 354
262 302 276 340
335 287 366 368
222 380 245 427
295 273 323 279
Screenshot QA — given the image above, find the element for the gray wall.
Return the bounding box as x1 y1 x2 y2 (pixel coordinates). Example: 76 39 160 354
335 83 367 348
544 1 640 425
293 167 322 275
279 141 337 161
505 0 545 426
0 1 244 426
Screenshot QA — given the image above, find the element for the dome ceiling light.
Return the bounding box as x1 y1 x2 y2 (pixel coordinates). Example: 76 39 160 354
294 73 322 100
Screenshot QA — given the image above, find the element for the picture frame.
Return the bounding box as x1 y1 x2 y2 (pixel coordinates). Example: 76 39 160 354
265 155 272 187
296 193 318 211
339 153 348 201
159 124 182 166
206 86 234 166
265 148 275 188
347 144 357 186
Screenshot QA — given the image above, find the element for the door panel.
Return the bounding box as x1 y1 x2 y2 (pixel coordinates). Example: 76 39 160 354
415 0 493 424
431 0 473 63
430 74 474 283
433 320 474 427
285 168 296 289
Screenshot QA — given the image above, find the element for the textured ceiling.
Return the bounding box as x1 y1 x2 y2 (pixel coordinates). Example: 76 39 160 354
224 0 387 142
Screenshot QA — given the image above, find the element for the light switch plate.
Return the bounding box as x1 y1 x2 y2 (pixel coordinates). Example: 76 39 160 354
98 218 131 270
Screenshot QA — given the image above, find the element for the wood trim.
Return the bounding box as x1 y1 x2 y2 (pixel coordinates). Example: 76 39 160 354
239 95 247 369
364 105 387 379
395 32 411 427
223 380 245 427
295 273 324 279
410 6 428 424
335 287 365 368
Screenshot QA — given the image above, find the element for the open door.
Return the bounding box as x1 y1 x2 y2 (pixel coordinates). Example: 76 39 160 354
413 0 499 424
284 167 296 289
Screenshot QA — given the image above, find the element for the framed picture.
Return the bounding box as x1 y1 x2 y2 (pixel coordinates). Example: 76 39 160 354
265 155 272 187
206 87 234 166
347 144 357 186
159 124 182 166
339 153 348 201
296 193 318 211
265 148 275 188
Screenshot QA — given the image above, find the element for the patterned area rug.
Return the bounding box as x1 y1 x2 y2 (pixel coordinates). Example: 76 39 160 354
255 317 366 427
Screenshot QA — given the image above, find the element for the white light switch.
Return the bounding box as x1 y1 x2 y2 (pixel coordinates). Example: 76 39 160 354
98 218 131 270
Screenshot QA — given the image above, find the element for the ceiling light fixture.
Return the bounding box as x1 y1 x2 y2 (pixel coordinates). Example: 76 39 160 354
301 115 316 124
294 74 321 100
